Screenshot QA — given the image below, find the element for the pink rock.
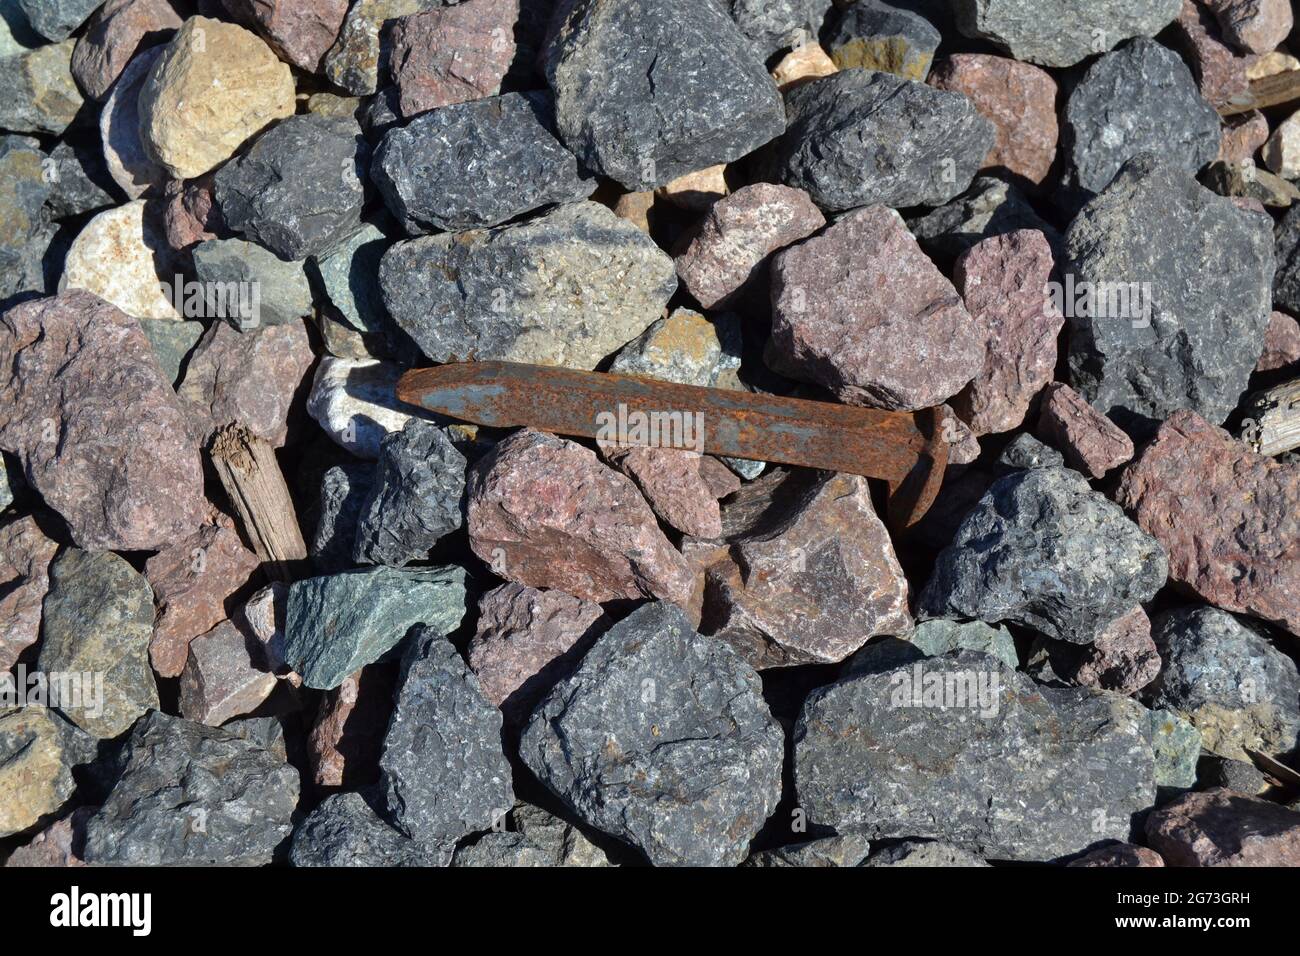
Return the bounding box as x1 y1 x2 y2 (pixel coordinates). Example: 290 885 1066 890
467 583 608 722
0 516 60 671
1173 0 1251 106
177 319 316 448
1037 382 1135 478
309 663 396 788
951 229 1063 435
2 807 93 867
162 175 221 252
390 0 519 118
1115 410 1300 636
1068 843 1165 867
223 0 350 73
674 183 826 310
1209 0 1293 55
1218 109 1269 163
603 446 727 538
179 620 279 726
927 54 1059 186
145 524 261 678
71 0 184 101
1146 788 1300 865
1067 606 1161 695
770 205 987 411
0 291 206 552
1258 310 1300 372
466 429 695 605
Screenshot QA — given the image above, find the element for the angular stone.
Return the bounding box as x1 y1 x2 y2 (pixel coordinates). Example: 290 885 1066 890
190 239 314 328
1259 310 1300 372
544 0 785 191
1204 158 1300 207
0 292 205 551
1210 0 1293 54
1173 0 1251 107
1115 411 1300 635
0 136 52 305
907 174 1057 266
1048 606 1162 696
310 463 373 573
3 807 93 867
1146 788 1300 865
43 140 116 221
654 164 728 212
0 0 39 58
99 47 168 200
1270 204 1300 315
83 711 299 866
1150 707 1202 789
795 651 1156 861
1203 756 1271 794
324 0 438 95
290 791 445 867
770 205 986 411
308 663 394 787
909 619 1018 671
224 0 349 73
284 564 467 690
72 0 184 101
827 0 940 80
383 202 674 369
863 840 990 867
0 516 58 671
61 200 179 321
309 223 405 356
179 621 279 726
389 0 517 117
521 601 784 867
723 0 833 60
1219 109 1269 163
138 317 203 386
452 803 614 867
953 0 1182 68
742 831 873 868
1068 843 1165 866
1037 382 1135 478
603 446 730 539
0 707 94 839
762 69 994 212
607 307 727 386
239 582 292 679
0 39 83 135
770 41 837 92
14 0 100 40
466 429 694 605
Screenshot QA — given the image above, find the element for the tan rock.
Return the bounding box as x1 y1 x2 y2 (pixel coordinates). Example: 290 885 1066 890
611 189 654 233
1247 48 1300 78
59 200 181 320
0 708 92 839
655 164 729 211
1264 109 1300 178
771 42 837 92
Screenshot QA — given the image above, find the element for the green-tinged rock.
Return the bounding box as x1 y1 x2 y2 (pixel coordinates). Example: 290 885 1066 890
138 318 204 387
309 223 395 347
0 39 84 135
191 238 314 329
0 457 12 510
909 618 1019 671
1149 708 1201 790
0 706 95 838
452 803 616 867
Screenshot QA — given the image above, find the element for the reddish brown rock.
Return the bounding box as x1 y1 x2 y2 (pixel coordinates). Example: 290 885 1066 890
1218 110 1269 163
308 663 396 788
1066 606 1161 695
675 183 825 310
927 54 1059 186
1146 788 1300 865
1210 0 1293 55
1068 843 1165 867
0 516 60 671
145 524 260 678
390 0 518 118
1115 410 1300 635
952 229 1062 436
1258 310 1300 372
2 807 93 867
223 0 349 73
1037 382 1135 478
603 446 729 538
466 429 695 605
179 620 279 726
1173 0 1251 106
0 291 206 552
466 583 608 723
71 0 184 101
177 320 316 448
770 205 987 411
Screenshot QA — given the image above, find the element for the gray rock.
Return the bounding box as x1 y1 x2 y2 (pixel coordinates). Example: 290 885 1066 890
0 0 40 55
863 839 990 867
1146 606 1300 761
0 135 56 307
190 238 314 328
906 175 1058 267
1063 157 1274 435
761 69 994 212
290 791 448 867
372 91 593 234
826 0 941 79
918 467 1168 644
311 463 374 574
213 114 369 262
324 0 441 95
1201 757 1270 795
83 711 299 866
0 39 83 136
451 804 614 867
1060 38 1221 212
15 0 100 40
1150 707 1201 791
353 419 467 567
283 564 468 690
380 626 514 846
1270 203 1300 315
520 601 784 867
742 831 873 867
308 223 412 361
544 0 786 190
910 619 1019 671
795 650 1157 861
954 0 1182 68
44 140 117 220
138 318 204 387
379 201 676 369
722 0 834 60
995 433 1065 473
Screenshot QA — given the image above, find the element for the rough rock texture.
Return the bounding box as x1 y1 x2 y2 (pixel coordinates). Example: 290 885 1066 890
290 792 444 867
603 446 732 539
1115 411 1300 636
1056 606 1162 695
309 223 403 359
224 0 350 73
179 621 279 726
353 419 467 567
795 651 1157 861
521 601 784 867
0 292 205 551
389 0 518 116
145 524 260 679
466 429 694 605
655 164 728 211
1063 156 1274 434
99 48 168 200
674 183 825 311
907 175 1057 266
927 54 1059 186
0 516 58 671
0 136 53 306
919 467 1168 644
1220 109 1270 164
909 619 1019 671
771 41 838 92
742 831 873 867
1173 0 1250 107
544 0 786 190
1210 0 1293 54
0 40 84 135
827 0 940 80
137 17 295 180
380 627 514 846
1146 606 1300 760
724 0 833 60
0 707 94 839
1150 707 1202 789
770 205 986 411
239 582 292 678
863 839 990 867
1146 788 1300 865
61 200 179 320
1037 382 1135 478
380 201 675 369
953 0 1182 67
44 140 116 220
72 0 184 101
308 664 394 787
324 0 438 95
951 229 1062 435
762 69 995 212
372 91 592 234
39 549 160 739
607 306 736 387
1069 843 1166 866
3 807 93 867
190 238 314 328
310 463 373 573
213 114 369 262
1270 203 1300 315
1204 756 1271 794
1258 310 1300 372
83 711 299 866
452 803 614 867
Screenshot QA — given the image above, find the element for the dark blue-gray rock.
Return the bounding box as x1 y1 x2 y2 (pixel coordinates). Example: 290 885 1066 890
379 201 676 369
862 839 990 867
82 711 300 866
906 175 1058 268
138 318 204 387
284 564 468 690
995 433 1065 473
0 135 56 306
826 0 941 79
544 0 786 190
213 114 369 262
307 222 416 361
1150 707 1201 791
15 0 100 40
290 791 449 867
1270 203 1300 315
953 0 1182 68
0 39 84 135
761 69 995 212
795 650 1157 861
520 601 784 867
722 0 834 60
741 831 873 867
380 626 514 847
44 140 118 220
451 803 615 867
1063 156 1275 434
918 467 1168 644
191 238 314 328
1201 757 1270 795
372 91 593 234
910 619 1018 670
311 463 375 573
353 419 467 567
1060 38 1220 213
1146 606 1300 761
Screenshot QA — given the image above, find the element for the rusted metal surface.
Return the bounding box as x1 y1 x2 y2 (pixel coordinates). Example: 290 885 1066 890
397 361 950 528
1219 70 1300 116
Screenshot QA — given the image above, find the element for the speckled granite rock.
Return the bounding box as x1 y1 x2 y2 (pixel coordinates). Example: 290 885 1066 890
907 175 1057 266
224 0 350 73
863 839 990 867
388 0 518 116
324 0 439 95
953 0 1182 67
308 663 395 787
60 200 180 320
742 831 873 868
909 619 1018 671
826 0 940 79
723 0 833 60
178 621 278 727
290 791 447 867
451 803 615 867
72 0 184 100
